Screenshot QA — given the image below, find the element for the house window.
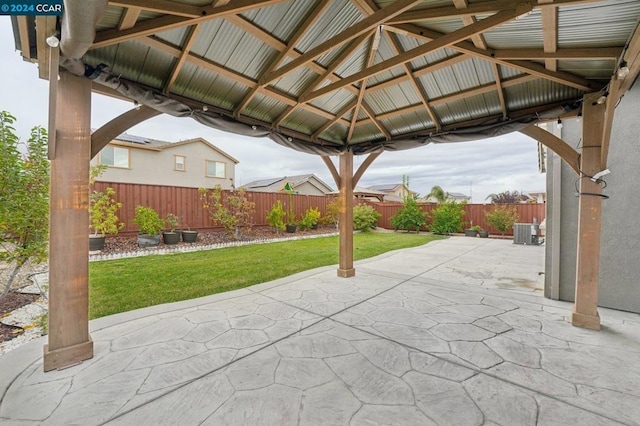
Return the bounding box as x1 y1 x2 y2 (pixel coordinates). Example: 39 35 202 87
206 161 225 178
100 146 129 168
175 155 185 171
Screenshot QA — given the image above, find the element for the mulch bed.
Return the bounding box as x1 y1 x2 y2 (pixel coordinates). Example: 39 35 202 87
0 292 39 343
100 225 337 255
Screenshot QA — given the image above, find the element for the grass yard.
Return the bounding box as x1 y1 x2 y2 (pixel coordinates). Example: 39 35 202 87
89 232 444 319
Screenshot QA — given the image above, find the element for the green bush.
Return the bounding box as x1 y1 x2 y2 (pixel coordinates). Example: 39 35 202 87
430 201 465 234
353 204 381 232
321 198 340 229
266 200 286 233
133 206 164 236
299 207 321 230
485 205 519 237
390 195 426 233
89 187 124 236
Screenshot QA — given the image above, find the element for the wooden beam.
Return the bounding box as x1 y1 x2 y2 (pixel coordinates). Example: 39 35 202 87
44 72 94 371
338 151 355 277
109 0 204 17
348 30 378 142
388 0 602 24
164 24 201 93
118 7 141 30
492 47 622 60
353 152 381 188
312 99 357 140
572 91 606 331
16 16 31 60
519 125 580 174
91 106 162 158
392 23 599 92
35 16 57 80
541 0 558 71
47 41 59 160
260 0 422 85
234 0 328 118
93 0 289 49
301 6 530 104
321 155 340 188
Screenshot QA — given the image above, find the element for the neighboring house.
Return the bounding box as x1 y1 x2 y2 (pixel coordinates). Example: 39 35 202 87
92 133 238 189
242 174 334 196
366 183 418 203
423 191 471 203
526 190 546 203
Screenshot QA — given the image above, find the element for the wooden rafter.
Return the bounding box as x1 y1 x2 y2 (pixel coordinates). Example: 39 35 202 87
164 24 201 93
16 16 31 61
348 30 379 142
491 47 622 60
388 0 603 24
392 23 597 92
260 0 422 86
312 100 357 140
234 0 328 118
94 0 289 49
301 6 531 104
118 7 141 30
386 32 441 131
540 0 558 71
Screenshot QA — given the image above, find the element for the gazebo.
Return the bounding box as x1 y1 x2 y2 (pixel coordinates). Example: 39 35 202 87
9 0 640 371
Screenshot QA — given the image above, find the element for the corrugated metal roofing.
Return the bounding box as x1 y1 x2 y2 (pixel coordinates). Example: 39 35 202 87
31 0 640 150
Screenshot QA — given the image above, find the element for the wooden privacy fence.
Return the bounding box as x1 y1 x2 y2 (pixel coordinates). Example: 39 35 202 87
366 201 546 236
93 182 332 234
94 182 545 236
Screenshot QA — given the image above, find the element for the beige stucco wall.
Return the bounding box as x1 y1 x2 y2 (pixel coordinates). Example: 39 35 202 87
92 141 236 189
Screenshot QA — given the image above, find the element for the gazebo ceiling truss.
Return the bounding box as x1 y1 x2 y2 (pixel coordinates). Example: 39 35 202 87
16 0 640 154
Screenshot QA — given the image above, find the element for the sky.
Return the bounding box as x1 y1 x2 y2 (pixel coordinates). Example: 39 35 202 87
0 16 545 202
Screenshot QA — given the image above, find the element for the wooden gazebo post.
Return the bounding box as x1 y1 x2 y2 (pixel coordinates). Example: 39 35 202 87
337 150 355 277
43 71 94 371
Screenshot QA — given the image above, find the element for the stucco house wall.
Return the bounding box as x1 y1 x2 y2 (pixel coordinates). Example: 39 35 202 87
545 84 640 313
92 138 237 189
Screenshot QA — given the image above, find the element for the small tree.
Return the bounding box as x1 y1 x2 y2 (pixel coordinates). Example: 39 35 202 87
353 204 381 232
1 112 49 299
429 200 465 235
89 187 124 236
425 185 448 203
266 200 286 233
485 205 519 237
391 194 426 233
133 206 164 236
200 185 255 239
485 190 529 204
322 198 340 230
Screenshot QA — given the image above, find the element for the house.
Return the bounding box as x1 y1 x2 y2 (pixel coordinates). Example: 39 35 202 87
526 190 546 203
423 191 471 204
242 174 334 196
92 133 238 189
366 183 418 203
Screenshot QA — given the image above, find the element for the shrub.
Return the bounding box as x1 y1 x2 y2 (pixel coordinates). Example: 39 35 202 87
164 213 180 232
390 195 426 233
266 200 286 233
133 206 164 236
299 207 321 231
353 204 381 232
321 198 340 229
200 185 256 239
485 205 519 237
430 201 465 234
89 187 124 236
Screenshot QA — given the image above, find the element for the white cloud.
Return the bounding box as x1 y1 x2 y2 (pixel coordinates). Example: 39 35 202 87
0 17 545 203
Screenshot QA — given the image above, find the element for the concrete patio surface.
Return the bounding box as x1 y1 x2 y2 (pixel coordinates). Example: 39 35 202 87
1 237 640 425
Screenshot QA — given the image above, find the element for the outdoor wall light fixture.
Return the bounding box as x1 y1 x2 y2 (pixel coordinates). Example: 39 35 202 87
617 61 630 78
202 105 208 111
46 33 60 48
594 92 609 105
557 119 563 129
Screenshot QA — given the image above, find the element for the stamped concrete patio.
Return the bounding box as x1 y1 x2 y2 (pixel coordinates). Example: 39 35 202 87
1 237 640 425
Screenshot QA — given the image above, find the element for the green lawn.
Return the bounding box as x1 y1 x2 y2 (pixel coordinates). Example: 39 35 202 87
89 232 444 319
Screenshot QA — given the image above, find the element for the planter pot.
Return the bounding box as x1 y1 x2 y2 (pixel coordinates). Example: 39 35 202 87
286 224 297 233
162 231 180 245
181 230 198 243
89 235 106 251
478 230 489 238
464 229 478 237
138 233 161 248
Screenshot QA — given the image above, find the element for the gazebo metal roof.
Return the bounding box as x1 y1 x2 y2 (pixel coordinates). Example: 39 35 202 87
11 0 640 155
